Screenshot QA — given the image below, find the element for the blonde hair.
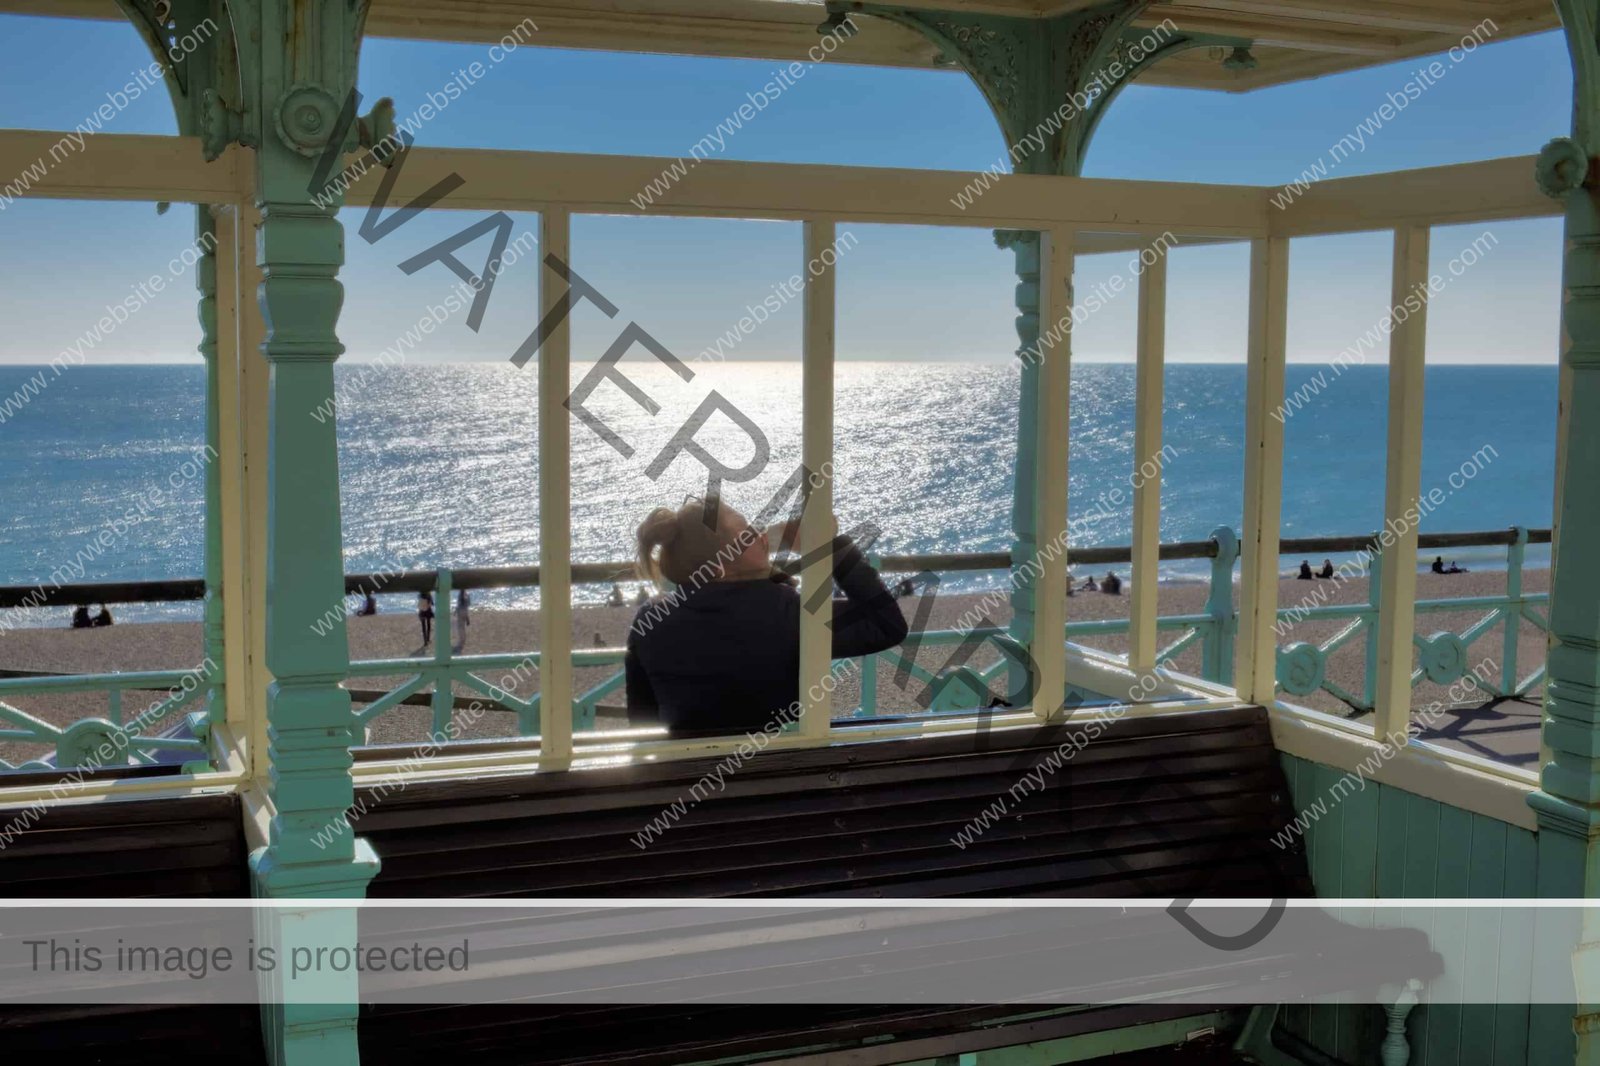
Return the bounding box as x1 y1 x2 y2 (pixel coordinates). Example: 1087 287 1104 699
635 496 744 587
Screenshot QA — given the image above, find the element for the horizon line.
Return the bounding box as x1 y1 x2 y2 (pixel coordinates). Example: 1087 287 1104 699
0 356 1561 368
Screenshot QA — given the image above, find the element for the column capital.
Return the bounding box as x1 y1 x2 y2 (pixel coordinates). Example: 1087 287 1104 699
993 228 1039 251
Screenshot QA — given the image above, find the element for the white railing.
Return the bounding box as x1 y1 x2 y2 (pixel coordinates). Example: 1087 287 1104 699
0 128 1561 811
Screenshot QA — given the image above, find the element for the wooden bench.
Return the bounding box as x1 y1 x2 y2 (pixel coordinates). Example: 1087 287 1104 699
355 704 1312 899
350 705 1438 1064
0 791 262 1064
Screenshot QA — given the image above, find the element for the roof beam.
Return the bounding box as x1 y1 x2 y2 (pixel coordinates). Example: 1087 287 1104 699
1138 8 1404 55
0 0 1559 90
1149 0 1508 36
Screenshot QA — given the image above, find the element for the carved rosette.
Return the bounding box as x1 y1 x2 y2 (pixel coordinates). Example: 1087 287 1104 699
1537 136 1594 198
275 84 345 157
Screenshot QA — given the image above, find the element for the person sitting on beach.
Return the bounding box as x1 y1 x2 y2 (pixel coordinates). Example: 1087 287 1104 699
1099 571 1122 595
1446 560 1467 574
92 604 113 627
417 591 434 645
1431 556 1446 575
608 583 626 607
625 495 907 737
71 604 92 629
1317 558 1334 579
1297 560 1314 580
1080 576 1098 593
356 592 378 617
632 586 649 606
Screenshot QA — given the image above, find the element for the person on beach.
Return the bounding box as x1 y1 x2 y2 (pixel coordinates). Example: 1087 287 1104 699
608 583 626 606
1431 556 1446 575
1297 560 1314 580
417 591 434 645
1080 575 1098 593
71 604 92 629
632 586 649 606
1317 559 1335 579
357 592 378 616
1447 560 1467 574
625 495 907 737
455 588 471 636
1099 572 1122 595
92 604 113 627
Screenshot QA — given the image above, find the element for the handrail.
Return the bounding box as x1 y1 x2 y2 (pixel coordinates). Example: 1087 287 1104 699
0 527 1553 606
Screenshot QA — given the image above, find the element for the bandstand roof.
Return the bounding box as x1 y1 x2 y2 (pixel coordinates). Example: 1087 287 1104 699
4 0 1558 92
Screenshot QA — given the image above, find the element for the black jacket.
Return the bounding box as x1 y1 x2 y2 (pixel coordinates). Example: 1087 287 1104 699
625 536 908 736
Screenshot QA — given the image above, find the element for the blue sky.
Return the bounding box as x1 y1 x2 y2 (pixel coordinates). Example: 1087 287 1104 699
0 13 1573 364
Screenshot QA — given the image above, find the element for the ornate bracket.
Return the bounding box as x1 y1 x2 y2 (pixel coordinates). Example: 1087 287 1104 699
829 0 1247 176
115 0 239 145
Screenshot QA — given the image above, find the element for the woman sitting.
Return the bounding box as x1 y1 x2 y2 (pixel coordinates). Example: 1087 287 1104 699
625 495 908 738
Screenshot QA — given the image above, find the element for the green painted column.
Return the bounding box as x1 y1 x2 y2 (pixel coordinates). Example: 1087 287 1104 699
835 1 1242 699
195 205 227 724
1530 5 1600 1062
118 4 377 1060
200 3 379 1063
996 229 1042 672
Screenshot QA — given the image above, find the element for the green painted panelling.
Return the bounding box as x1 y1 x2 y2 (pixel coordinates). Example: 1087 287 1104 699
1279 755 1315 1048
1422 805 1475 1065
1493 827 1538 1066
1400 791 1444 1063
1461 818 1508 1058
1278 754 1541 1066
1308 763 1346 1054
1334 779 1382 1063
1375 782 1410 897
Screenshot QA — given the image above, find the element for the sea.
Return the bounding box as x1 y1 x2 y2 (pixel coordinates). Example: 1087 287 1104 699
0 362 1560 622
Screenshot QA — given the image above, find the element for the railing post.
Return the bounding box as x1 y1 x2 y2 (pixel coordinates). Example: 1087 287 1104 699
431 569 453 735
1504 526 1527 696
858 551 883 717
1365 542 1383 714
1374 225 1431 742
1203 527 1239 684
237 195 274 780
1030 226 1074 719
798 219 837 740
539 210 575 763
195 205 227 725
1236 237 1289 704
1129 243 1167 676
214 193 267 771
